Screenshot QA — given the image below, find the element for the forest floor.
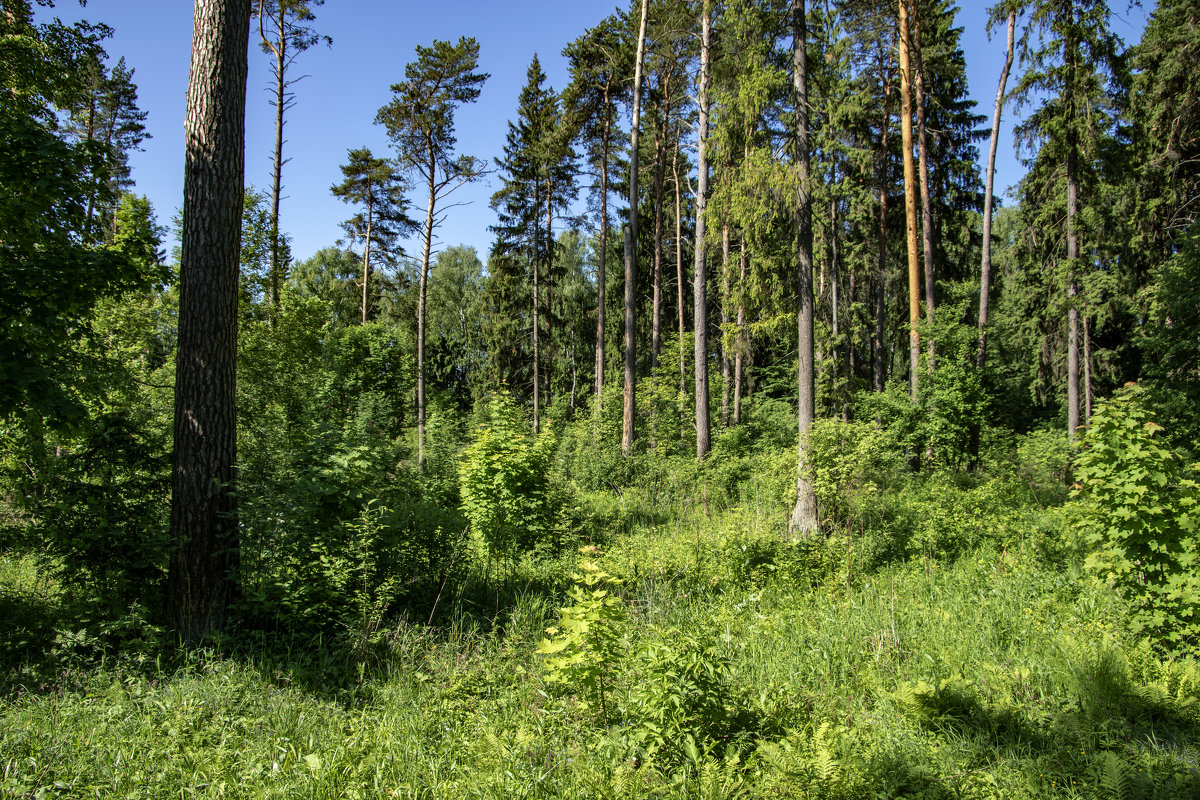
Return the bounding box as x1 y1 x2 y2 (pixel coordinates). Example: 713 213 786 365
2 486 1200 799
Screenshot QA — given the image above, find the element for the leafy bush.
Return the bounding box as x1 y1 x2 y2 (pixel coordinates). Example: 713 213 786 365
536 555 627 722
459 394 558 559
1073 384 1200 654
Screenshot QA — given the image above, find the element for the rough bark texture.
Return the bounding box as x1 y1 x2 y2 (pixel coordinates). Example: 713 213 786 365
912 3 935 355
693 3 712 462
594 90 611 412
1066 35 1080 441
720 224 731 429
673 134 688 443
898 0 921 400
789 0 818 537
977 10 1015 371
169 0 251 645
874 57 894 394
622 0 648 456
417 137 435 467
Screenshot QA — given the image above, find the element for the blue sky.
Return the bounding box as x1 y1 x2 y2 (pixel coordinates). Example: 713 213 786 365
39 1 1147 265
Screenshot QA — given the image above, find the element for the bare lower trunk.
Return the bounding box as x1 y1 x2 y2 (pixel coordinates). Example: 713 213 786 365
674 135 687 443
693 4 712 462
899 0 920 401
977 10 1013 370
622 0 649 456
1066 53 1080 441
362 191 373 324
418 148 436 469
912 3 934 361
595 90 611 413
874 58 894 394
830 198 841 418
1083 313 1092 424
169 0 250 644
734 237 747 425
789 0 817 536
720 224 731 429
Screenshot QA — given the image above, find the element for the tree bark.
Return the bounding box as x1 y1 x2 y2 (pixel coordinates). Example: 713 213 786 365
734 237 747 425
361 185 373 324
1066 39 1080 442
874 52 894 394
594 84 611 412
912 3 935 361
622 0 649 456
267 3 286 310
693 2 712 462
720 223 731 429
899 0 921 400
789 0 817 536
673 129 688 443
169 0 250 644
977 10 1014 371
417 137 436 468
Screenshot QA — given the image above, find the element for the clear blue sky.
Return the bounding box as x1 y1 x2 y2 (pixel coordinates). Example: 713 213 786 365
38 0 1147 265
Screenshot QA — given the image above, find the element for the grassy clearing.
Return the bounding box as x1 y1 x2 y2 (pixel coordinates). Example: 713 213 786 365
3 501 1199 799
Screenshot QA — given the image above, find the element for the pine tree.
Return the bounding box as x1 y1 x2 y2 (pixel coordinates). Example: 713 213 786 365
330 147 414 323
377 36 487 468
254 0 329 309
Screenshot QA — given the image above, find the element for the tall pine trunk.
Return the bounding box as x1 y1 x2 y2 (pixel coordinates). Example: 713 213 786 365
789 0 817 536
622 0 649 456
595 89 612 412
674 131 688 443
977 9 1015 371
874 53 894 394
169 0 250 644
693 2 713 461
912 3 935 359
899 0 921 400
734 238 747 425
720 224 731 429
417 137 436 468
268 6 286 309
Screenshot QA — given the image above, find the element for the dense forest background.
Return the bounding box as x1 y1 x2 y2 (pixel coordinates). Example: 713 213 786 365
2 0 1199 796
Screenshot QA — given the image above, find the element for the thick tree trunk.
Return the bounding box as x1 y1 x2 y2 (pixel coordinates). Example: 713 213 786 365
1083 313 1092 424
912 3 935 358
789 0 817 536
169 0 250 644
693 2 712 462
533 183 541 434
622 0 649 456
899 0 921 400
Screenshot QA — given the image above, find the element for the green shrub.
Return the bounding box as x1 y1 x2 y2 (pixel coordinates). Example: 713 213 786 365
1073 384 1200 654
459 394 558 559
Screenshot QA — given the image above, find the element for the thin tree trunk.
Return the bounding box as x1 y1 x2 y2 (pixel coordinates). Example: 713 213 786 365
418 139 437 469
977 10 1014 371
1083 313 1092 424
899 0 921 400
362 188 373 324
734 237 747 426
874 53 894 394
720 224 731 429
533 181 541 434
674 130 687 443
830 198 841 418
1066 45 1080 442
912 3 934 359
789 0 817 536
169 0 250 644
268 6 286 309
693 2 712 462
595 86 611 413
622 0 649 456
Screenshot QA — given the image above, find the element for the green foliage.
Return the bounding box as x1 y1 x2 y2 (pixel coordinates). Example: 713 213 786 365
1073 385 1200 654
459 394 557 559
536 556 627 722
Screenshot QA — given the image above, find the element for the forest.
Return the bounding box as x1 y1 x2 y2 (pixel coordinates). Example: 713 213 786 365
2 0 1199 796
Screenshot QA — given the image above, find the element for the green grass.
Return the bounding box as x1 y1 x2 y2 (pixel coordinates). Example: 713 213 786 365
3 493 1199 798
